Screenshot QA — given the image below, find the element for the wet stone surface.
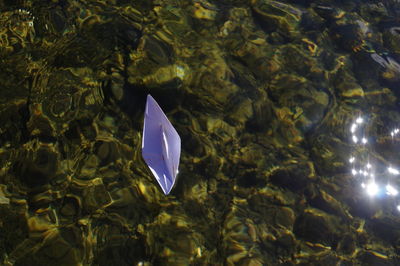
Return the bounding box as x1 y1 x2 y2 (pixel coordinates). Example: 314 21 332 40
1 0 400 265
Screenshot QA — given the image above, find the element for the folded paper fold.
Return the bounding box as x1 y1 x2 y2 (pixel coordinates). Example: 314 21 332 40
142 94 181 195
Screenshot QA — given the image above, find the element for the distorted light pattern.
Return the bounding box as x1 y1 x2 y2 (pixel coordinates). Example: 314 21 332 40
388 167 399 175
386 184 398 196
391 128 399 138
366 181 379 197
348 115 400 212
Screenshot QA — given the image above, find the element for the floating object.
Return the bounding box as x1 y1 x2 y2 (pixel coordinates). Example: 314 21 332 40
142 94 181 195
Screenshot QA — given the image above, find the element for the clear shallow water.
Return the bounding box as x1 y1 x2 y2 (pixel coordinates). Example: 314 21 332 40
1 0 400 265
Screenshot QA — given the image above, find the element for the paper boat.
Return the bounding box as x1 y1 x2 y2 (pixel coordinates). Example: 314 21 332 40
142 94 181 195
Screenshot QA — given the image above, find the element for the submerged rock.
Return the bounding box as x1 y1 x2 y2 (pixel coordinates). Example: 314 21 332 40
2 0 400 265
